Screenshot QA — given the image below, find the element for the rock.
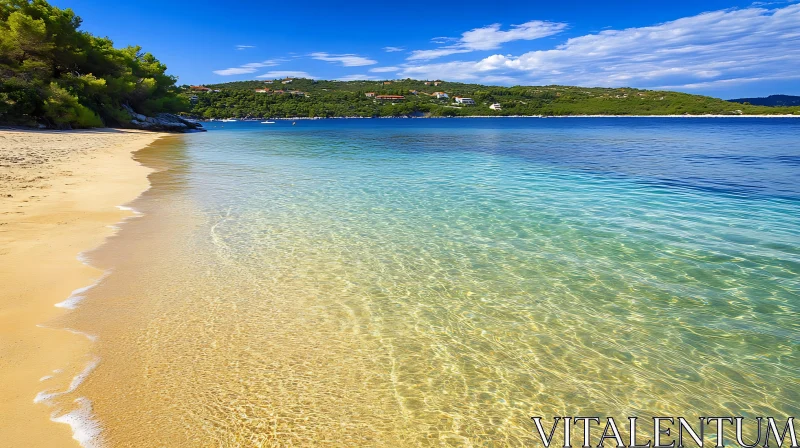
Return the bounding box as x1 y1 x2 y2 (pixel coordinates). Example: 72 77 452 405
120 104 205 133
130 119 152 129
122 104 147 122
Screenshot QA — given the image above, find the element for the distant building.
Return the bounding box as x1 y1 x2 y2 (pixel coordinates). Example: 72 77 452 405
424 81 431 86
432 92 449 99
286 90 305 96
190 85 211 92
434 81 442 86
282 79 293 84
274 89 285 94
454 97 476 105
383 81 392 85
376 95 405 100
409 90 418 95
254 89 270 93
264 80 274 84
189 95 199 104
489 103 502 110
365 92 376 97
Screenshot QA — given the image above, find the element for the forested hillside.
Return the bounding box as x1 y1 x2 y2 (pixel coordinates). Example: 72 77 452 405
187 79 800 118
0 0 186 128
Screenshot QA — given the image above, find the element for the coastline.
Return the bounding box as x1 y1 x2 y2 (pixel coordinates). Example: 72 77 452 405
203 114 800 121
0 129 167 447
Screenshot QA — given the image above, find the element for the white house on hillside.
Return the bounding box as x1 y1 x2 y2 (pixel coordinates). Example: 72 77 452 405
489 103 502 110
454 97 476 105
433 92 449 99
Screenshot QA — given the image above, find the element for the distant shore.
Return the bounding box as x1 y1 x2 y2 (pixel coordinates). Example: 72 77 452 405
0 129 166 447
202 114 800 121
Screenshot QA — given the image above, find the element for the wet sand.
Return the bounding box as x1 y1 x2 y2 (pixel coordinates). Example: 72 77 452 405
0 129 166 447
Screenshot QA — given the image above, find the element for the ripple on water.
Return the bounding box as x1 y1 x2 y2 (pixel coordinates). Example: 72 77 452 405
59 119 800 447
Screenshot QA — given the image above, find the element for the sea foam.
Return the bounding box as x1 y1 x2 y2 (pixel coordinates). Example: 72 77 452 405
34 358 98 404
34 188 147 447
52 397 102 448
34 359 102 447
55 272 110 309
62 203 137 308
116 204 142 216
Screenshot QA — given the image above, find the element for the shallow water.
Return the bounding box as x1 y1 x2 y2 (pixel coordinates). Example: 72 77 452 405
58 118 799 447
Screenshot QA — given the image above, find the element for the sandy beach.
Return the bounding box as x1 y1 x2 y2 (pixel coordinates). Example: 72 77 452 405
0 129 166 447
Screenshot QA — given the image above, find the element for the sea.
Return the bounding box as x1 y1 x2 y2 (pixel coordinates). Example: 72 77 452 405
53 118 800 447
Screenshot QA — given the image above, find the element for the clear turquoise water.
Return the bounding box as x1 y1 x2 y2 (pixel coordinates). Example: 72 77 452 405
74 118 800 446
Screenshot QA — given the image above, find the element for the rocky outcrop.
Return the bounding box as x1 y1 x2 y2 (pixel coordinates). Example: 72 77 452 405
121 104 205 133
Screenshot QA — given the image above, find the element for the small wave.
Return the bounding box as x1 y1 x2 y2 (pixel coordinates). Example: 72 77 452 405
55 272 110 309
116 204 143 216
76 252 92 266
33 359 103 446
34 358 98 404
64 327 98 342
32 190 148 447
52 397 102 448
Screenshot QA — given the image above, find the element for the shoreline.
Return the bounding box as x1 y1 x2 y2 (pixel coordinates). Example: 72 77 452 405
0 129 167 447
202 114 800 121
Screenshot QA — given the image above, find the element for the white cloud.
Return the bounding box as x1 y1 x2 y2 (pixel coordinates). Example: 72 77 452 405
213 67 259 76
408 48 473 61
310 52 377 67
247 59 287 68
400 61 493 81
408 20 567 61
236 45 255 50
430 37 458 44
399 3 800 91
383 46 405 52
750 0 799 5
369 66 400 73
337 74 378 81
656 74 800 91
459 21 568 51
213 59 287 76
256 71 316 79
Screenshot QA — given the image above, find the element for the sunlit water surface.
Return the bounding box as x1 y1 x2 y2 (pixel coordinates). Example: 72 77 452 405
59 118 799 447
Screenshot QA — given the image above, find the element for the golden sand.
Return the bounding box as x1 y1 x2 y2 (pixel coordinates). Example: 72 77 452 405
0 129 166 447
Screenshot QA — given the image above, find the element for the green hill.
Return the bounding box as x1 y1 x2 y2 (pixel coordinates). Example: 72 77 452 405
186 79 800 119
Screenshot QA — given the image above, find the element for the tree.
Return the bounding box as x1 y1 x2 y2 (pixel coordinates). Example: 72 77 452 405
0 0 186 127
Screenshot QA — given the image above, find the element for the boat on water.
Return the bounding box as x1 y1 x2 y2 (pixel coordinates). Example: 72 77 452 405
221 118 237 122
261 121 276 124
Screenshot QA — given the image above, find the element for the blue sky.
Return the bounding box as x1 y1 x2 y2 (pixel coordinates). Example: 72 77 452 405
52 0 800 98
